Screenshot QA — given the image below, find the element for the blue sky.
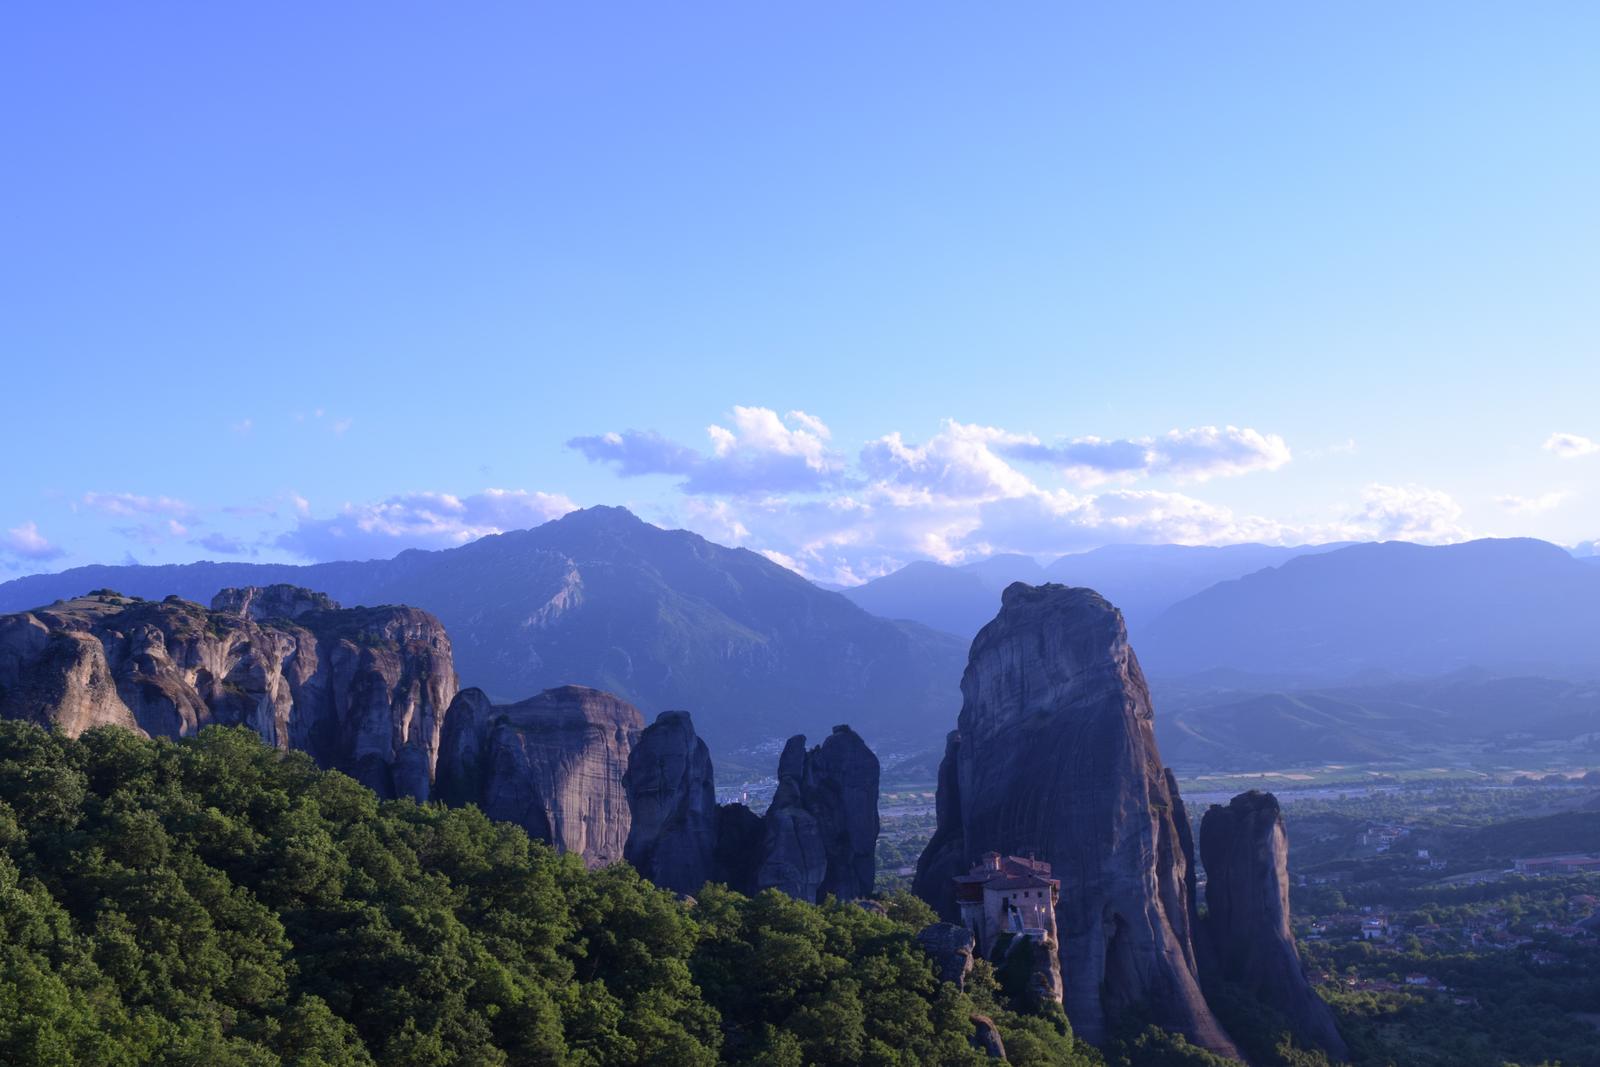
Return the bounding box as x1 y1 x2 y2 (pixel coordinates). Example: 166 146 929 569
4 3 1598 582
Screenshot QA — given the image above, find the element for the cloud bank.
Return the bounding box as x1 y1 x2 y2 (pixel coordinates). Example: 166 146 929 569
569 407 844 495
1545 432 1599 459
2 521 66 563
277 489 578 561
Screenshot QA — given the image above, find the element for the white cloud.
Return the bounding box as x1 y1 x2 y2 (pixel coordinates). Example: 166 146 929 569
1495 491 1572 515
1341 483 1466 543
277 488 578 561
679 499 751 545
859 420 1036 501
1544 432 1599 459
192 532 256 556
80 491 196 521
231 418 253 434
571 411 1311 581
1002 425 1292 484
568 430 702 477
2 520 66 561
116 518 190 545
571 407 846 495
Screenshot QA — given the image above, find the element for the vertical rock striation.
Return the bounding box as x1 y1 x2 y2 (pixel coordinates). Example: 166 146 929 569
0 589 458 800
757 726 880 903
1200 790 1347 1059
437 684 643 866
617 713 882 902
623 710 719 894
914 583 1239 1057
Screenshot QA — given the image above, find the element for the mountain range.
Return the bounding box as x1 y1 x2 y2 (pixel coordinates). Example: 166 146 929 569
1139 537 1600 683
6 513 1600 767
0 507 964 750
837 542 1343 641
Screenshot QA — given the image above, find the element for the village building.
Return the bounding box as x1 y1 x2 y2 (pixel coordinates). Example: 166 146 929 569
954 853 1060 957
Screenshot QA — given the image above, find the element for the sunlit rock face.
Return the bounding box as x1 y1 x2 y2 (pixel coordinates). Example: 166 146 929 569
437 684 642 866
0 588 458 801
915 582 1239 1058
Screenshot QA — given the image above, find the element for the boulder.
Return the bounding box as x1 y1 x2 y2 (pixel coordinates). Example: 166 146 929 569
968 1014 1007 1059
917 922 976 989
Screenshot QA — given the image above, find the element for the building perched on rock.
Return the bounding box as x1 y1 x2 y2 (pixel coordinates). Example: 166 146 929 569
955 853 1060 957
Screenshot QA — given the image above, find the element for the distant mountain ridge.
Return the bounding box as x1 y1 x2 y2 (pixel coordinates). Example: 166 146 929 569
0 507 965 749
837 542 1342 641
1140 538 1600 683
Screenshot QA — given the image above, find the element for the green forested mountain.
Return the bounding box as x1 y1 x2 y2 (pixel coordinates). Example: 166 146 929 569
0 721 1096 1067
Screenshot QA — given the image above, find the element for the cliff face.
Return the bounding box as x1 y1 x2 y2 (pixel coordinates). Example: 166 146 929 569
0 589 457 800
1200 791 1347 1059
438 685 642 866
913 583 1238 1057
623 710 719 894
616 713 880 901
757 726 880 903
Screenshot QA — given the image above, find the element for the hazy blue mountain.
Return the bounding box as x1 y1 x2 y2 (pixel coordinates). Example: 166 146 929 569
1044 542 1345 637
1140 538 1600 683
836 554 1045 638
0 507 965 748
838 542 1333 641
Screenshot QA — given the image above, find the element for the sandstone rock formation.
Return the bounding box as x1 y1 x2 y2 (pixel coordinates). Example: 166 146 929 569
1200 790 1348 1059
615 712 881 901
212 583 338 622
757 726 880 902
0 589 457 800
914 583 1238 1057
623 710 719 894
916 922 976 990
437 685 642 866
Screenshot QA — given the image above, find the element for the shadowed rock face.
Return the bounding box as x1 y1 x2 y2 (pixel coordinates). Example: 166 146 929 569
0 589 457 800
438 685 642 866
616 711 880 900
623 710 718 894
914 583 1238 1057
757 726 880 902
1201 790 1348 1059
916 923 976 989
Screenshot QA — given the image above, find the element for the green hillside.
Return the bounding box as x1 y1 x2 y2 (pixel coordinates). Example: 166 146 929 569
0 721 1090 1067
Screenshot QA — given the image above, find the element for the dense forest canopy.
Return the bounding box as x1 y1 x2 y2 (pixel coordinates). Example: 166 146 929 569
0 721 1109 1067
